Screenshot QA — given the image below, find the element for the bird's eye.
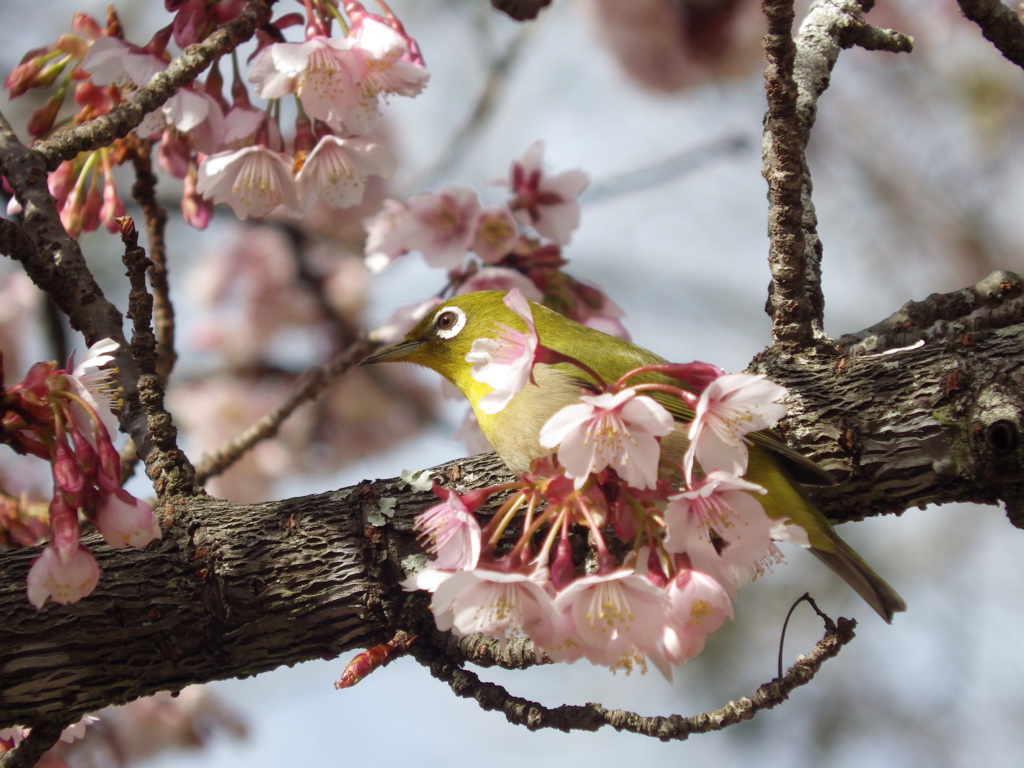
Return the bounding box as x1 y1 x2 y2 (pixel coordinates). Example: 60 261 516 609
433 306 467 339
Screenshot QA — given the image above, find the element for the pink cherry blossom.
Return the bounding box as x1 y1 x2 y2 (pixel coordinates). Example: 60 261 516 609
399 187 481 269
508 141 589 245
539 387 674 490
350 15 430 98
658 569 733 676
363 199 409 272
401 488 482 592
664 471 773 590
59 715 99 744
431 567 562 647
67 337 121 447
26 543 100 608
196 146 300 219
138 89 225 145
82 37 164 88
456 267 543 301
549 569 668 673
248 37 366 130
471 206 519 264
684 372 788 481
464 288 539 414
296 135 396 210
95 488 162 549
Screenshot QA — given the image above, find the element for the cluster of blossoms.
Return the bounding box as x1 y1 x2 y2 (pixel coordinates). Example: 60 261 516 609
365 141 630 345
0 339 160 608
403 290 804 678
4 0 426 234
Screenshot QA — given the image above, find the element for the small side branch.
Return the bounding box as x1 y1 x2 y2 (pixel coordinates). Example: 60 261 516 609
762 0 815 345
761 0 912 346
33 0 275 170
414 616 857 739
958 0 1024 69
193 338 375 485
119 218 196 496
129 141 176 384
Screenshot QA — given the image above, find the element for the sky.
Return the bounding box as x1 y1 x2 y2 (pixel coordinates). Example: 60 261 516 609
3 1 1024 767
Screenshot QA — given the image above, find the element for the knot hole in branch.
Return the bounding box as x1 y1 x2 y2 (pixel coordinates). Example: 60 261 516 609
971 384 1024 483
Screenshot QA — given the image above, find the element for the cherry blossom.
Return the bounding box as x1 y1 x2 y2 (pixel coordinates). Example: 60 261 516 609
465 288 539 414
248 36 366 130
430 567 562 647
508 141 590 245
658 569 734 677
95 488 162 549
296 135 396 210
81 36 165 88
401 487 482 592
196 146 301 219
471 205 519 264
399 187 481 269
539 387 674 490
684 372 788 481
664 471 773 590
26 543 100 608
66 337 121 447
548 569 668 673
363 199 409 272
349 14 429 98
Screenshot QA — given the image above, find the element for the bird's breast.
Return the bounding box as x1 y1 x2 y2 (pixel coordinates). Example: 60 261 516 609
475 365 585 475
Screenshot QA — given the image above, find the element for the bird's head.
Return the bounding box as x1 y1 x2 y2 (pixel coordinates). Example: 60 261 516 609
360 290 526 396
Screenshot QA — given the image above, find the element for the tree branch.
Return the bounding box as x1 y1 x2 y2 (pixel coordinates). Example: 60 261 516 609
958 0 1024 69
761 0 912 345
413 614 856 737
31 0 275 171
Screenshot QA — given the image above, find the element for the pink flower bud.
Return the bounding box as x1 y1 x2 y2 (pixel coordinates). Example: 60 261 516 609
52 439 85 496
96 435 122 493
5 48 48 97
72 13 103 39
27 93 64 137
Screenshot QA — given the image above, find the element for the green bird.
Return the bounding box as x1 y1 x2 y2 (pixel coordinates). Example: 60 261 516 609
361 290 906 622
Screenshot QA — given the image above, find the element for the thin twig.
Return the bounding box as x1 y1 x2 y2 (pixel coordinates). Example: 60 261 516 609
33 0 275 171
129 140 176 384
412 616 857 739
405 24 534 193
119 217 197 495
957 0 1024 69
193 337 375 485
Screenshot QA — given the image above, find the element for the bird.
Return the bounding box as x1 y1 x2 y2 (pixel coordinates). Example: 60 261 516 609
361 289 906 622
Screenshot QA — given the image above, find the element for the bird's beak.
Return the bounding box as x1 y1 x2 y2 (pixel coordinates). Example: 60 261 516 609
359 339 424 366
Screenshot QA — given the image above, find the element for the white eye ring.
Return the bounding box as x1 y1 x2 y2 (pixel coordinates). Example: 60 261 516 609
433 306 467 339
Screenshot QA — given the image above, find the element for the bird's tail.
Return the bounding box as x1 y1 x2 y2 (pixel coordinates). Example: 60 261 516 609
809 537 907 623
746 448 907 623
